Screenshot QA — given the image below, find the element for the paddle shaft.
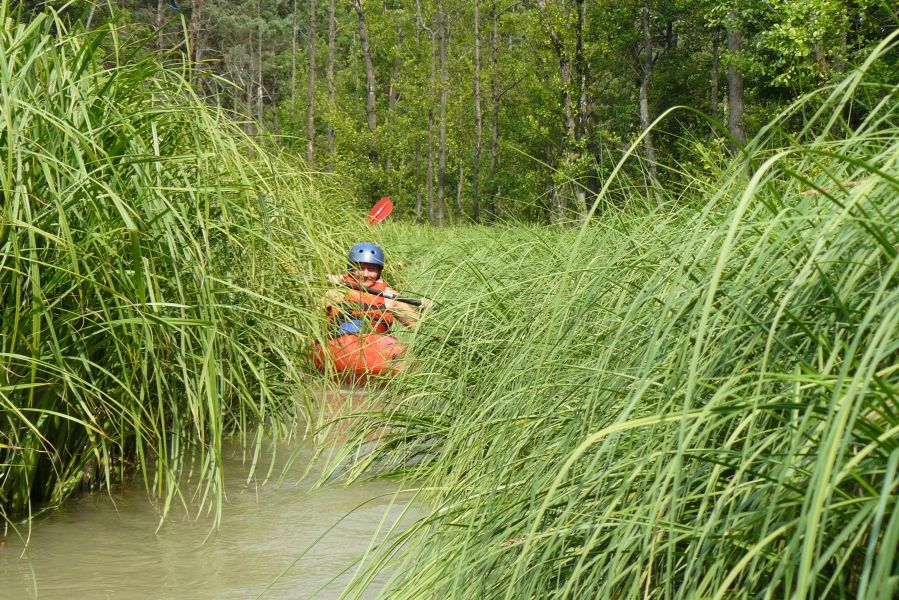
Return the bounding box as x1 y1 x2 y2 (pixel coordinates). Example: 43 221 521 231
339 280 423 307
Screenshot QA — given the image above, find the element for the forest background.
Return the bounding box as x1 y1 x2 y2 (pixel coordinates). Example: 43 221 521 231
3 3 897 596
25 0 898 223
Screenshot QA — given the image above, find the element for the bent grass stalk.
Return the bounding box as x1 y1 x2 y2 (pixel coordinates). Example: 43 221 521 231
0 5 356 531
322 36 899 599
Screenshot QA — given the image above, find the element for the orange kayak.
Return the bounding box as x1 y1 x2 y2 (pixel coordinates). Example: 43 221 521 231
312 333 406 383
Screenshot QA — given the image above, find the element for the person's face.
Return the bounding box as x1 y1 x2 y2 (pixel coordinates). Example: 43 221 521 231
351 262 381 286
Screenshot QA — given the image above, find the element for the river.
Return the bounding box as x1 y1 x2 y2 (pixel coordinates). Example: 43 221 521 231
0 440 414 599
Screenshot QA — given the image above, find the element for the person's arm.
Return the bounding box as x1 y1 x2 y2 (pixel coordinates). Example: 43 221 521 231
321 274 345 309
385 297 421 328
384 286 432 328
322 288 345 308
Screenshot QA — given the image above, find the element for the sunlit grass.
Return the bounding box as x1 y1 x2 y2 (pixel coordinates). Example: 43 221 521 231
325 34 899 599
0 3 356 529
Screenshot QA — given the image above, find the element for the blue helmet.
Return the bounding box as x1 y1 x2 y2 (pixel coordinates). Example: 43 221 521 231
348 242 385 267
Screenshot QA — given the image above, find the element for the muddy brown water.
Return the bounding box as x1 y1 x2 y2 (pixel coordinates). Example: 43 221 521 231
0 431 415 599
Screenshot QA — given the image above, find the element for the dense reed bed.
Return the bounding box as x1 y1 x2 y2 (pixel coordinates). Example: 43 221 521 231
0 5 349 527
326 37 899 598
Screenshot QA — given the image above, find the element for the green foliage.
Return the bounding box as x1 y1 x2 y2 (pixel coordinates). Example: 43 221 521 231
0 4 351 524
60 0 897 223
321 40 899 598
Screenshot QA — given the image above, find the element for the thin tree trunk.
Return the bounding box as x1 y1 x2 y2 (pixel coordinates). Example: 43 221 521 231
86 3 97 30
710 26 720 121
537 0 583 217
490 0 500 221
189 0 203 63
456 163 464 217
352 32 359 92
247 77 255 132
573 0 587 214
353 0 379 165
291 0 298 103
326 0 337 167
536 0 574 139
385 24 403 172
427 111 434 223
307 0 317 166
726 9 745 153
273 85 281 134
436 0 448 226
547 146 563 225
156 0 164 51
257 20 264 126
560 64 575 140
417 0 437 224
576 0 588 137
188 0 207 96
472 0 483 223
639 1 658 182
415 145 423 221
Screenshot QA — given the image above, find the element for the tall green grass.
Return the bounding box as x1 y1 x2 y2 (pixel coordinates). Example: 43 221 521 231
0 5 351 527
324 36 899 598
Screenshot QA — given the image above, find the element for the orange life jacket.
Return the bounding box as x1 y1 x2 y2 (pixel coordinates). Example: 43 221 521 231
327 274 394 335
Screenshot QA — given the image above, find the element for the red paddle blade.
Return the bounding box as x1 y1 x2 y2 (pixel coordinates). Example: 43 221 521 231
368 196 393 224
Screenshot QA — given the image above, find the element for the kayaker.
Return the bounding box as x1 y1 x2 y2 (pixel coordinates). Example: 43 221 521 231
315 242 427 379
324 242 426 330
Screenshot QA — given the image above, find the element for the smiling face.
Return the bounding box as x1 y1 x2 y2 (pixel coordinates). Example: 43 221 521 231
350 262 382 286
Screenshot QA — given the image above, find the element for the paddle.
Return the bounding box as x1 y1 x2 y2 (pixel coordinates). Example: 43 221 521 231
367 196 393 225
337 197 425 305
338 280 424 307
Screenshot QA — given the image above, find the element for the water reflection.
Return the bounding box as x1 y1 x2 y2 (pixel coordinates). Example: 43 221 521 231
0 441 413 599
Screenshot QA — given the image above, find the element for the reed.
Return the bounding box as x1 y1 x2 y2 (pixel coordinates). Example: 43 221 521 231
0 4 352 527
326 35 899 599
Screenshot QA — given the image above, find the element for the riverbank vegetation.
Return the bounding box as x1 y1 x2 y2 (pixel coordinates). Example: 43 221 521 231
2 1 896 598
0 5 355 527
325 38 899 598
21 0 898 223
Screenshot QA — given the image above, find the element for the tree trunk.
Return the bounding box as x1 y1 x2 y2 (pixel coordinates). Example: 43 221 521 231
291 0 298 103
427 110 434 223
417 0 436 224
352 32 360 92
257 20 264 127
156 0 164 51
326 0 337 167
726 10 745 154
456 163 464 217
436 0 448 226
639 1 658 182
536 0 585 217
189 0 203 63
576 0 588 137
471 0 483 222
547 146 563 225
189 1 207 95
415 145 423 221
353 0 379 166
489 0 500 222
572 0 587 214
273 88 281 135
307 0 317 166
385 25 403 172
710 26 720 121
86 3 97 30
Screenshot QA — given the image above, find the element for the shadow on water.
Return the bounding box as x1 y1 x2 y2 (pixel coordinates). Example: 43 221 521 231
0 436 417 600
